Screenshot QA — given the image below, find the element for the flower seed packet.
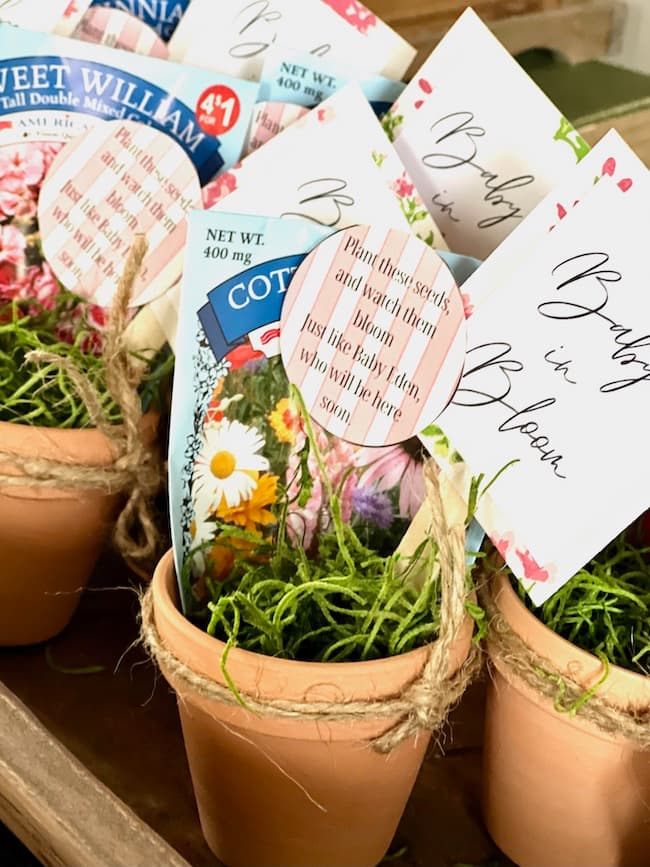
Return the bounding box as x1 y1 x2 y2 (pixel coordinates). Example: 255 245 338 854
88 0 190 40
142 83 445 349
71 6 170 58
243 100 310 155
172 210 478 614
0 22 257 301
168 0 415 82
384 8 590 259
259 45 404 117
430 168 650 605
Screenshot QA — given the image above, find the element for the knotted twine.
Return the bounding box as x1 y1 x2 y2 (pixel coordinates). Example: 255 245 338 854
141 461 481 753
478 562 650 749
0 235 163 567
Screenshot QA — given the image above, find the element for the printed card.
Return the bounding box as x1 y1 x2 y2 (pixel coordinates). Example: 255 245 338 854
143 83 446 348
432 177 650 604
168 0 415 82
0 0 87 33
385 8 590 259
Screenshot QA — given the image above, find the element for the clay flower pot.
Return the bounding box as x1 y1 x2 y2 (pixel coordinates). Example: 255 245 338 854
151 548 474 867
0 413 158 646
482 570 650 867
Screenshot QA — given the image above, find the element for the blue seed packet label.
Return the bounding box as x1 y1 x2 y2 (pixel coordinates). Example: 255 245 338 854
0 23 259 184
89 0 191 40
259 46 404 117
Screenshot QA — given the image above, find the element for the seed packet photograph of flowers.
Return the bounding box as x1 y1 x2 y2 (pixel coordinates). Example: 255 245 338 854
181 339 470 667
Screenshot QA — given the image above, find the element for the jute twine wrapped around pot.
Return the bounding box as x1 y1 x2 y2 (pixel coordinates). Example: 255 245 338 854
141 461 481 753
478 561 650 749
0 235 163 567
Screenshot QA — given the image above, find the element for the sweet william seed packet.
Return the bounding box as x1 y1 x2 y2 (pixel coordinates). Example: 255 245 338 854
167 0 415 83
171 210 481 614
89 0 191 41
142 82 445 349
385 8 590 259
0 24 258 185
259 46 405 117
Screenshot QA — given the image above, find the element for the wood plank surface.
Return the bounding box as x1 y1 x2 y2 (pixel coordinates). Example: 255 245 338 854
0 682 190 867
0 553 508 867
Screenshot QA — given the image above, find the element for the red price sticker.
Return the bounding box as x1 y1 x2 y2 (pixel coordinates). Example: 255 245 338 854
196 85 241 136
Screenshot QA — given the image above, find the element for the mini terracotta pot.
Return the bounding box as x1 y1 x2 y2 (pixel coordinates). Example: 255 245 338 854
0 414 158 646
483 570 650 867
152 548 474 867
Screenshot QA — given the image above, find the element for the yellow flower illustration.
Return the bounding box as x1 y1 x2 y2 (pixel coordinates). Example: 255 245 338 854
217 473 279 533
268 397 302 444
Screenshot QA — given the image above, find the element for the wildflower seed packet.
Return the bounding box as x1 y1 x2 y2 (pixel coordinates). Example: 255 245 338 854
88 0 190 41
430 171 650 605
141 83 445 349
259 46 404 117
172 210 479 614
167 0 415 83
384 8 590 259
70 6 170 58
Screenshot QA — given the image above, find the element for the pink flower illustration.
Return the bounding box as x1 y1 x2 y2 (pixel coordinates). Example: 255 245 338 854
516 547 551 582
392 172 414 199
323 0 377 33
494 532 514 559
355 443 425 519
202 169 239 209
0 223 26 282
461 292 474 319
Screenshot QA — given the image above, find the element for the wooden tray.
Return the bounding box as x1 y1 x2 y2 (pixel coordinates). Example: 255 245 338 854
0 553 510 867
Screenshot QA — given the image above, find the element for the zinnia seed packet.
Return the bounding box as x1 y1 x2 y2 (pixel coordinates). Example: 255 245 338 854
88 0 191 41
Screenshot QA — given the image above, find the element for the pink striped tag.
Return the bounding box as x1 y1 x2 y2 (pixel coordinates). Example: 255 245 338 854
72 8 169 59
281 225 466 446
38 119 201 306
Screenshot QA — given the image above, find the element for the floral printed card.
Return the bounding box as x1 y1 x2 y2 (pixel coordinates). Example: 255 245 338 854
385 8 590 259
432 177 650 605
167 0 415 82
143 82 445 348
259 46 404 116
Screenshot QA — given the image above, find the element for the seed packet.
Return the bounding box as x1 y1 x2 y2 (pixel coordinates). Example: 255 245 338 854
0 0 86 33
167 0 415 82
243 100 310 155
0 23 257 292
140 83 445 350
171 209 479 613
88 0 190 41
259 46 404 117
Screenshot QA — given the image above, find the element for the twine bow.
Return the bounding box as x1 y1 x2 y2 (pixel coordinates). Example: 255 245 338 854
141 461 481 753
0 235 163 567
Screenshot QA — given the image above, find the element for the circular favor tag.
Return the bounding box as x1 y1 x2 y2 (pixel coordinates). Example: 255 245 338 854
72 8 170 59
38 120 201 306
280 225 466 446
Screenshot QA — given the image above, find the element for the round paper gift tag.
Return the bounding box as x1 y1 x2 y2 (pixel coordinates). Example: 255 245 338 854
280 224 466 446
38 119 201 306
72 7 170 58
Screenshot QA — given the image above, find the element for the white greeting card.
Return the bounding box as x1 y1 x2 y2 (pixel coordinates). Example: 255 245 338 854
167 0 415 82
386 8 590 259
459 130 646 315
0 0 89 32
434 177 650 604
141 83 446 348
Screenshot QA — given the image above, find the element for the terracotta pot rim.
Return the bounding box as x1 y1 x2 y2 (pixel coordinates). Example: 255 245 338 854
154 547 443 677
490 569 649 694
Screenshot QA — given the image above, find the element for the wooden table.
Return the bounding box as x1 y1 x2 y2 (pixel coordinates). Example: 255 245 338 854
0 553 511 867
